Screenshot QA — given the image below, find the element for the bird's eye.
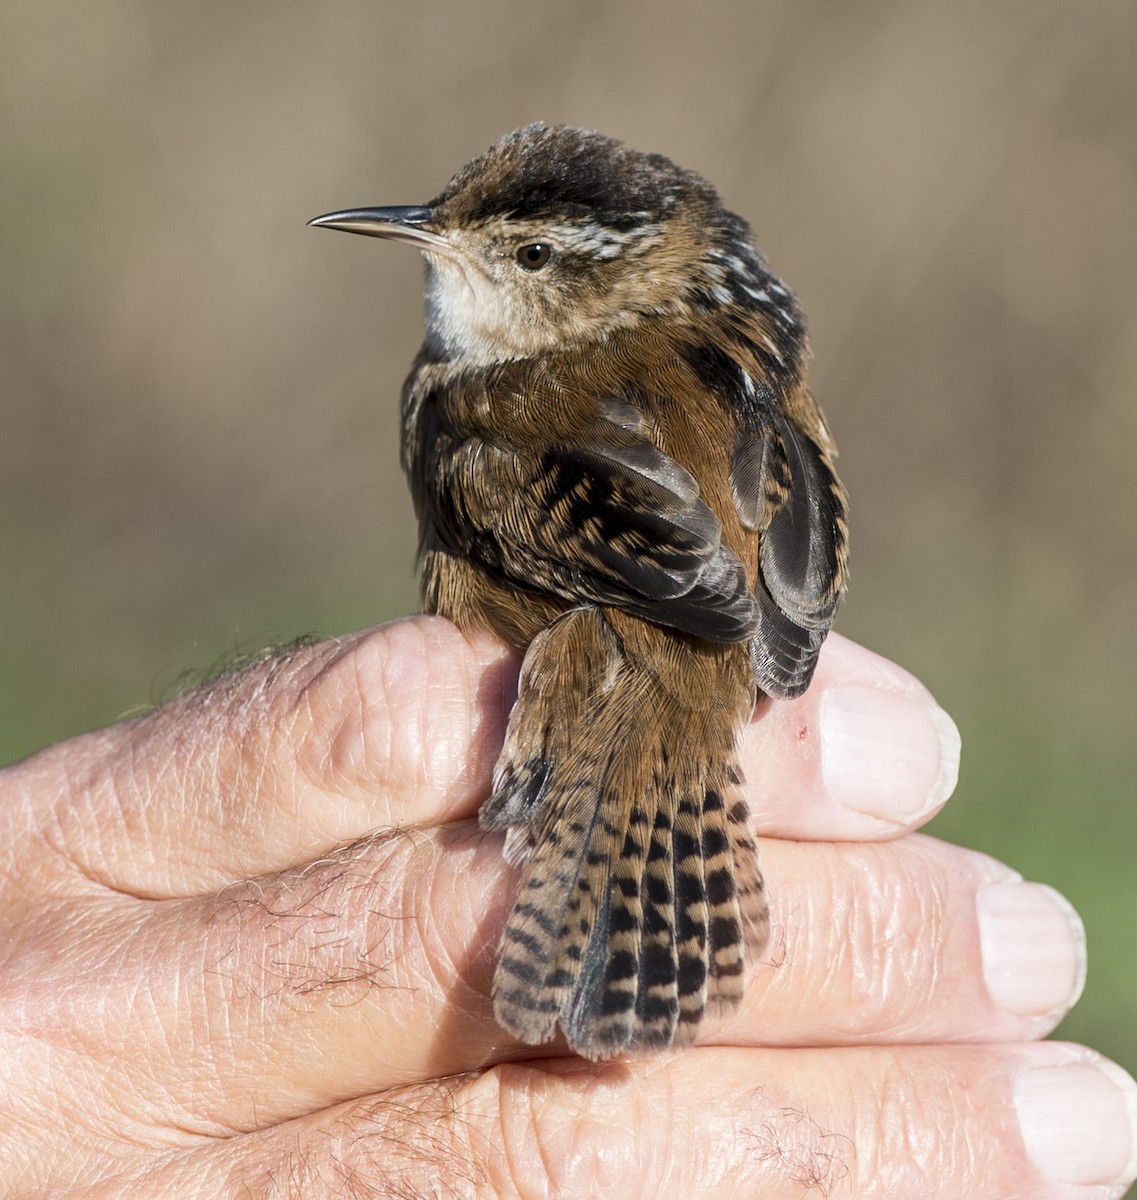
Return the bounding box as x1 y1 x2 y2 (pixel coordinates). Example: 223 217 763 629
516 242 553 271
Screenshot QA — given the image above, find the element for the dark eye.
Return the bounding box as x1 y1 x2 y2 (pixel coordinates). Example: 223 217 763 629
516 242 553 270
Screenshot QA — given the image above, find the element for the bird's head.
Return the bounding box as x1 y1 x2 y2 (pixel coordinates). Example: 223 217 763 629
310 123 777 366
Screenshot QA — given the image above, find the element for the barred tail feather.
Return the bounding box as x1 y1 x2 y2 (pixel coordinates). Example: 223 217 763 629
482 608 769 1059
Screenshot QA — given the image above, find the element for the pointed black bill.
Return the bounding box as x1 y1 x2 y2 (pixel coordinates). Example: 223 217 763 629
307 206 449 251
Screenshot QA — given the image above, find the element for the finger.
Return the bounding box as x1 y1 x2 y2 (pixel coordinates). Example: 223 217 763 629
5 617 517 901
18 831 1085 1136
743 631 962 839
5 620 958 905
58 1045 1137 1200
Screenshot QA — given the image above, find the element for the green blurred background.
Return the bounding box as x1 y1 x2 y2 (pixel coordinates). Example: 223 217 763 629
2 0 1134 1105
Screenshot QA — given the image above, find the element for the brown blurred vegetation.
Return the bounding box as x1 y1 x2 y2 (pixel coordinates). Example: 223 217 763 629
2 0 1134 1088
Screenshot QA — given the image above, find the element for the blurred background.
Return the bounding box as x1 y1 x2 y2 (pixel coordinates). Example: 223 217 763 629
2 0 1134 1102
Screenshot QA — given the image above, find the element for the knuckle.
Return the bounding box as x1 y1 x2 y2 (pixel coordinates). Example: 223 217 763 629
848 1047 1016 1193
291 618 493 812
778 841 955 1036
481 1062 654 1198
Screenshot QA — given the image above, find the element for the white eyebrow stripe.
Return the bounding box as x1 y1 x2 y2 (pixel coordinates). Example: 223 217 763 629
542 220 663 259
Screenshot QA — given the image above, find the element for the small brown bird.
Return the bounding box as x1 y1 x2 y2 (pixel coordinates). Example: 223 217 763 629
310 124 848 1059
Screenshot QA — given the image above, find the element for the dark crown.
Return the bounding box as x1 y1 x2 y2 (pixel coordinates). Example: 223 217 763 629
430 123 729 233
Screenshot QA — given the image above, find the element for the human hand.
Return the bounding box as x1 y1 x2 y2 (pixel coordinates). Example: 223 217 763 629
2 617 1132 1197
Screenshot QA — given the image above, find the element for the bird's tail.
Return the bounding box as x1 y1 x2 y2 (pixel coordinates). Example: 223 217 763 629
480 607 768 1059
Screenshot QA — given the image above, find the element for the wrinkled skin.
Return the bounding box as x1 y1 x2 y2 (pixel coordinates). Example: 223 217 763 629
0 617 1128 1198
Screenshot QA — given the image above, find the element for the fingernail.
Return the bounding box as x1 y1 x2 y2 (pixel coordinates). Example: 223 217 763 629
819 686 961 822
1016 1061 1137 1189
978 882 1087 1017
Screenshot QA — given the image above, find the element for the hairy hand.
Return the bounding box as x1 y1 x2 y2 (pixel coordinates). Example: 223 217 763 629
1 618 1131 1198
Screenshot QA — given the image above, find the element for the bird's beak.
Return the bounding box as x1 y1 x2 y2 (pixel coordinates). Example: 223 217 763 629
306 206 450 253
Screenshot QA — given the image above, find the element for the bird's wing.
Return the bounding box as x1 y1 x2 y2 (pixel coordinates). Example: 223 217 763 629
729 389 848 697
429 398 760 644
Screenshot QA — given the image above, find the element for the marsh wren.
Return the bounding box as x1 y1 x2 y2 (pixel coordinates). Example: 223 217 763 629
310 124 848 1059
